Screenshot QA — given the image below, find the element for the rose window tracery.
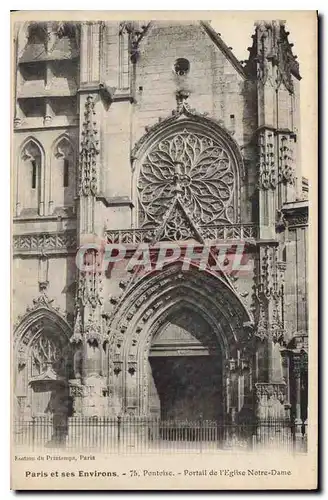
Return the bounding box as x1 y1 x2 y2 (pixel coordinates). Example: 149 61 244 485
137 129 237 228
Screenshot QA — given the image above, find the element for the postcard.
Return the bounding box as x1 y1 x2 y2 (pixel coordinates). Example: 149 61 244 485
11 10 318 490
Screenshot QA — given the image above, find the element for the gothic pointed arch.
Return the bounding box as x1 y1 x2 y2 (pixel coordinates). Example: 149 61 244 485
106 262 254 415
151 197 204 243
131 108 244 230
50 134 76 212
52 133 74 158
20 136 45 159
14 297 73 418
16 136 45 216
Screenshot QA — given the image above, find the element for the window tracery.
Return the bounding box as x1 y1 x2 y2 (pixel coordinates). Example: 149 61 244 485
137 128 237 228
31 334 62 375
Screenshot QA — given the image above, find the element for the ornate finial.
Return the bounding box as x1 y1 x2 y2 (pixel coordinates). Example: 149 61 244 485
79 95 99 197
32 293 54 309
71 309 83 344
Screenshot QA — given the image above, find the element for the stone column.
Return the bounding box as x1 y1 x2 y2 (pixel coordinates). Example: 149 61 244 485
71 24 109 420
292 355 302 429
226 358 239 422
80 338 102 416
111 358 124 416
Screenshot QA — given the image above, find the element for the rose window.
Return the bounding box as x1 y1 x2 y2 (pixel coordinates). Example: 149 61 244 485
137 129 237 228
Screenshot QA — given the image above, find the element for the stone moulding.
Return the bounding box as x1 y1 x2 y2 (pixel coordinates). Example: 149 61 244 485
13 292 72 339
13 230 77 255
105 223 259 244
281 202 308 229
255 382 286 398
79 94 100 197
130 106 246 180
105 263 255 415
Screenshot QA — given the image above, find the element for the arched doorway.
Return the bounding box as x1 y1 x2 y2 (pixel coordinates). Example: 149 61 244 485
111 263 254 420
148 306 223 421
13 304 73 447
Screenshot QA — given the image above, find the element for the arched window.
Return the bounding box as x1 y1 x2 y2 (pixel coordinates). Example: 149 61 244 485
137 126 239 229
50 136 75 212
14 309 73 420
118 23 130 89
19 138 43 214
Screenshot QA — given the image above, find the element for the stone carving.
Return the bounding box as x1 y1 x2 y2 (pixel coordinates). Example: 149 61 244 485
113 360 123 376
253 21 300 93
77 268 103 310
255 22 271 86
153 198 203 243
26 21 80 52
201 223 258 241
31 335 62 373
278 134 295 185
13 292 70 334
275 210 288 233
106 223 258 244
56 22 78 40
258 130 276 190
71 309 83 344
28 293 55 311
13 231 77 255
175 89 192 113
72 242 105 360
79 95 99 197
84 321 102 345
119 22 151 63
275 26 300 94
21 140 41 162
128 358 137 376
286 212 309 229
69 381 83 398
14 291 71 341
109 264 253 354
255 382 286 419
138 129 236 227
131 99 245 180
255 245 284 341
54 136 74 161
255 382 285 401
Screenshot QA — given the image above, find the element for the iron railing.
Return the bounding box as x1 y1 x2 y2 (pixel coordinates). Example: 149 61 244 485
13 416 307 454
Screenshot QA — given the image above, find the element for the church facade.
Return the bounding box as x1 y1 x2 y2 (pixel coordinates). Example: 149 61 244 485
12 20 308 440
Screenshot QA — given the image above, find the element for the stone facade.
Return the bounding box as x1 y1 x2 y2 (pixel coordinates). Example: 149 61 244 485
13 20 308 425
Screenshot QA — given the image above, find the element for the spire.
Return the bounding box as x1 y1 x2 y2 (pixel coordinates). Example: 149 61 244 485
245 20 301 93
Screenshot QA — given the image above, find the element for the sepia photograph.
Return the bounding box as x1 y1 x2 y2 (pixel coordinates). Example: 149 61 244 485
10 10 318 490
